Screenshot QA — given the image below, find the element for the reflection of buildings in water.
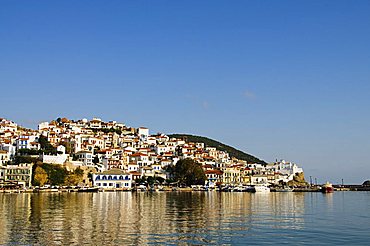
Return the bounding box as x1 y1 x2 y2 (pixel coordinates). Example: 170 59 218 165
217 192 253 229
0 192 307 245
0 192 251 245
0 196 7 244
250 192 305 230
29 193 75 245
97 192 238 245
0 194 32 244
126 192 209 244
210 192 246 237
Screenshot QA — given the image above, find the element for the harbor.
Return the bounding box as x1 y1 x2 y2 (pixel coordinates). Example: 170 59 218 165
2 183 370 194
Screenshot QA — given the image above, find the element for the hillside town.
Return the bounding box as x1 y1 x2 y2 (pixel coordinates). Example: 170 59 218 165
0 117 305 190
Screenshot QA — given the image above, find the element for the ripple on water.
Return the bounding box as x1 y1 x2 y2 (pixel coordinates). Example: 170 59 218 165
1 192 370 245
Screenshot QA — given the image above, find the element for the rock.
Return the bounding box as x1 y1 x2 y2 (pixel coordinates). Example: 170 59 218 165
288 172 308 187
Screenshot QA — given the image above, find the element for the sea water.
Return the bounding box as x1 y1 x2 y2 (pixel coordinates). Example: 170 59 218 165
0 191 369 245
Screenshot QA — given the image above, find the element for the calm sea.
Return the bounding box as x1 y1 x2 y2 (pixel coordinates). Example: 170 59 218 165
0 191 369 245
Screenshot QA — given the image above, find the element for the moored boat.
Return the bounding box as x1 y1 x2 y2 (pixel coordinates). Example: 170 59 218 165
77 187 99 192
232 184 253 192
321 182 334 193
253 184 270 192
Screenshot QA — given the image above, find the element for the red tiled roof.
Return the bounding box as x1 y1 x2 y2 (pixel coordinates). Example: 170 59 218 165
205 170 223 175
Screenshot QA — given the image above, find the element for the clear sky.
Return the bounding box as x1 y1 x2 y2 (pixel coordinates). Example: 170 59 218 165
1 1 370 184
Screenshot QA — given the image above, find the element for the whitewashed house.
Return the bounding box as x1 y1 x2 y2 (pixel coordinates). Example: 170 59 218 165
75 151 94 167
93 169 132 189
137 127 149 142
0 150 10 166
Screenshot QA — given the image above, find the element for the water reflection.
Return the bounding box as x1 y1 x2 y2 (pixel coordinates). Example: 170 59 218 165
0 192 308 245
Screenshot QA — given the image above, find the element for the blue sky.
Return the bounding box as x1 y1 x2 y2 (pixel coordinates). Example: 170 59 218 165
1 1 370 183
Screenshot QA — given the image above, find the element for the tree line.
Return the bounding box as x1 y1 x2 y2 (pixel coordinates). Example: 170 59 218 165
33 162 86 187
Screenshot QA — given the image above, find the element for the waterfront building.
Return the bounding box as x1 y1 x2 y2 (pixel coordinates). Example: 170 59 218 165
93 169 132 189
205 169 223 184
250 175 268 185
222 166 241 184
3 163 33 188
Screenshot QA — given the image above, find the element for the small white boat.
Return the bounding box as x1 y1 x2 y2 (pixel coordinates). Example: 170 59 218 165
253 184 270 192
233 184 254 192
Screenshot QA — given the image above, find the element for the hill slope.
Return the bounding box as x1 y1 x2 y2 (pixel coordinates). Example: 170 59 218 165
169 134 266 164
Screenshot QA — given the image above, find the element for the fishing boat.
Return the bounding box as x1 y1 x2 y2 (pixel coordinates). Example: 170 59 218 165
321 182 334 193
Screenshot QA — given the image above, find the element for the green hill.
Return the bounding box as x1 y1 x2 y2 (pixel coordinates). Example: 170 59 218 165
168 134 266 164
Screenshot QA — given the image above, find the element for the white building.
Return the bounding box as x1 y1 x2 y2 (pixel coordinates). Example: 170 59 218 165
0 150 10 166
41 153 68 165
89 118 102 128
127 163 139 172
0 143 16 158
92 169 132 189
38 121 49 131
137 127 149 142
16 135 39 150
250 175 269 185
3 163 33 188
75 151 94 167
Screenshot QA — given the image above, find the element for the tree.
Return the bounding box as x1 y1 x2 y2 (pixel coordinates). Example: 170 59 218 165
41 163 68 185
65 167 85 186
74 167 84 177
14 155 38 164
59 141 73 154
173 158 206 186
65 174 78 186
38 135 57 155
34 166 48 186
147 176 156 185
156 177 165 184
18 148 40 156
93 155 100 164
